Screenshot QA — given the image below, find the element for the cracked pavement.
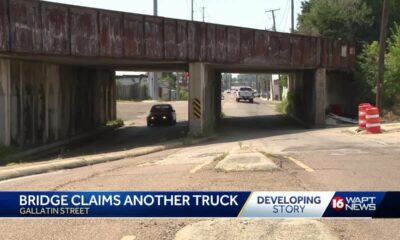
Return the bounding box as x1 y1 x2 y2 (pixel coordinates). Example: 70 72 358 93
1 98 400 239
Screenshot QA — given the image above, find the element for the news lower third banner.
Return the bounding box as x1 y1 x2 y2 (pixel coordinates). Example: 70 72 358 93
0 191 400 218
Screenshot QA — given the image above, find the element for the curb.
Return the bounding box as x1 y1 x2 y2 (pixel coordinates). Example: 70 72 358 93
0 137 214 182
344 123 400 135
3 125 117 163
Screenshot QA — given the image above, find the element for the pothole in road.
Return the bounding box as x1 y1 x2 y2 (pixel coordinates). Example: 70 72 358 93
175 219 338 240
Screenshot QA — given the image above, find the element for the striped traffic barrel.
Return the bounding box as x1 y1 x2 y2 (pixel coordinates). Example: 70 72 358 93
358 103 371 129
365 106 381 134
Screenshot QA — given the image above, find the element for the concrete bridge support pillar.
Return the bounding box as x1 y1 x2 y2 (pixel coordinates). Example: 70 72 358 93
291 69 327 126
314 68 327 125
0 57 116 148
0 59 11 146
188 63 219 137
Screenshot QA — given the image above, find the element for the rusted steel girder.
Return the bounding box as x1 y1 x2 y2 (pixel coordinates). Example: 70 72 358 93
0 0 356 70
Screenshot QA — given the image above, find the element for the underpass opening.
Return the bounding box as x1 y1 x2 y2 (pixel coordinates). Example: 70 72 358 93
207 69 358 139
110 70 190 152
218 72 300 135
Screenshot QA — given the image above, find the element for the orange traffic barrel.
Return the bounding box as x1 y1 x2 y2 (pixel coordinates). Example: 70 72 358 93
365 106 381 134
358 103 371 129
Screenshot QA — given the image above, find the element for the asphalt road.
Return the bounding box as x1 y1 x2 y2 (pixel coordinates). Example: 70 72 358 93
55 101 189 158
1 96 400 239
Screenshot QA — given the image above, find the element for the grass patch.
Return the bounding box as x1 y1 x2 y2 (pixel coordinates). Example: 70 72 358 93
181 135 194 145
276 97 289 114
0 146 19 166
276 92 294 114
382 106 400 123
106 118 124 127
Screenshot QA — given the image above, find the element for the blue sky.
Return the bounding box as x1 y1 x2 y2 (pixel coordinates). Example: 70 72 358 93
44 0 304 33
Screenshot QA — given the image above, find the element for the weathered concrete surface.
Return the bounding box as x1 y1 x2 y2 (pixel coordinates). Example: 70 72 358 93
0 0 356 70
189 63 220 136
288 69 350 126
0 59 11 145
215 140 278 172
216 152 278 172
0 142 179 181
326 71 357 117
0 136 216 181
141 144 226 167
175 219 338 240
291 70 315 125
0 57 116 147
315 68 327 125
1 100 400 239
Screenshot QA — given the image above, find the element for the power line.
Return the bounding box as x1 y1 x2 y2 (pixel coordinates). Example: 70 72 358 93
278 0 290 32
192 0 201 20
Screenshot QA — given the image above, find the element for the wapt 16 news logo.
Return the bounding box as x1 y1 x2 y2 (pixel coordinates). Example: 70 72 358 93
331 196 376 212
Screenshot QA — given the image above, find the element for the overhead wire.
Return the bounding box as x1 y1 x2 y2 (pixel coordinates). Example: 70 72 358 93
278 0 291 32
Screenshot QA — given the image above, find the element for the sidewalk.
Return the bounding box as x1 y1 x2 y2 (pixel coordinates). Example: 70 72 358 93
0 137 213 181
346 122 400 134
258 97 282 103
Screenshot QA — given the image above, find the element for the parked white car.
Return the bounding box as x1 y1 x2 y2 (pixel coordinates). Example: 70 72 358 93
236 87 254 103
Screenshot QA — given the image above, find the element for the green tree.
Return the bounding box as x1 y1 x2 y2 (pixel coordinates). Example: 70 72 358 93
357 41 379 102
361 0 400 42
358 24 400 107
298 0 400 43
298 0 400 109
297 0 373 41
161 73 176 90
385 23 400 106
279 75 288 88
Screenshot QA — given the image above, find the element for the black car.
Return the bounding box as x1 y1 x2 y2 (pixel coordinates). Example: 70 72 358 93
147 104 177 127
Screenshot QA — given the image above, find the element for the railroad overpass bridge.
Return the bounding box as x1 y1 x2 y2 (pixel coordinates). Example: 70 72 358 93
0 0 357 147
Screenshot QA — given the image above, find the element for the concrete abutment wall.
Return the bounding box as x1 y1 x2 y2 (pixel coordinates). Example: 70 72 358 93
289 68 355 126
290 70 316 125
0 58 116 148
326 71 357 117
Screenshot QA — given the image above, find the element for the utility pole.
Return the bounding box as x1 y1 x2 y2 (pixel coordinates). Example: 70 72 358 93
149 0 159 100
191 0 194 21
176 73 180 100
153 0 158 16
291 0 294 33
201 6 206 22
376 0 389 112
265 8 280 31
265 8 280 100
